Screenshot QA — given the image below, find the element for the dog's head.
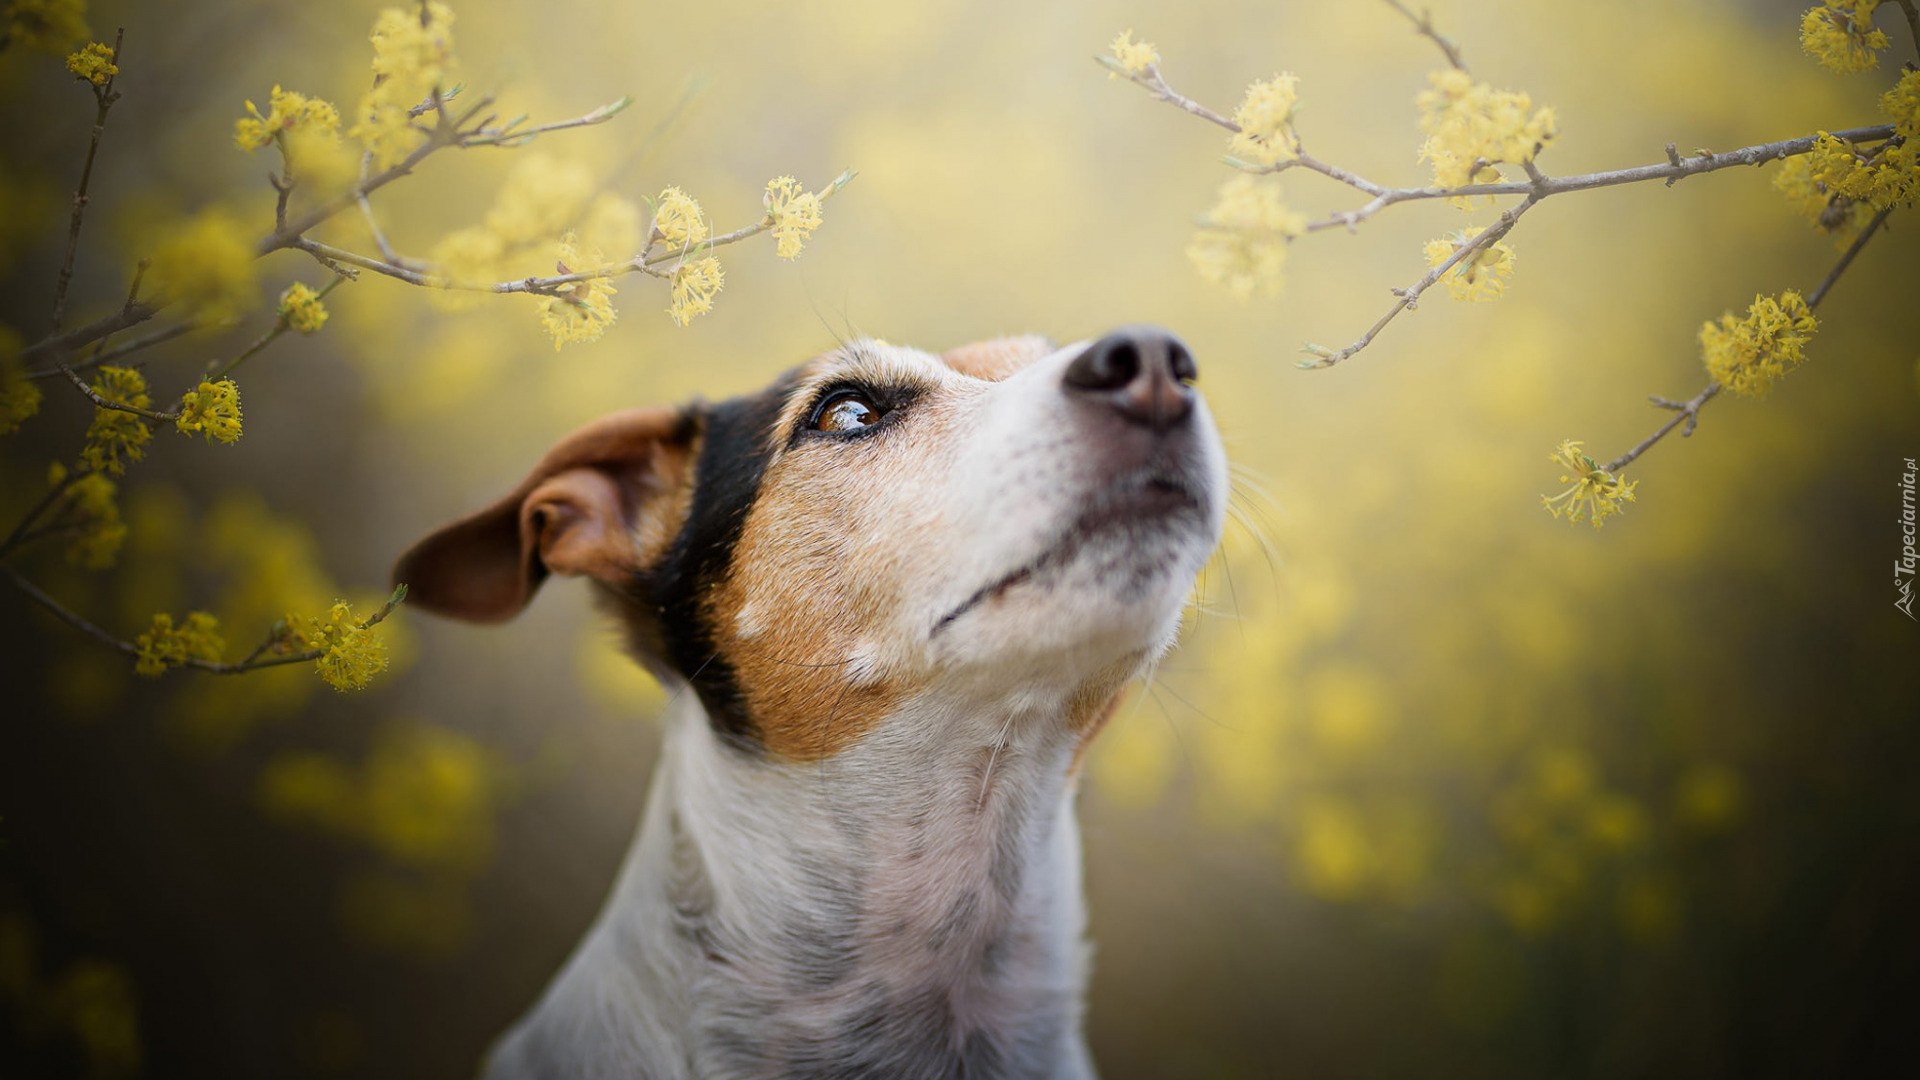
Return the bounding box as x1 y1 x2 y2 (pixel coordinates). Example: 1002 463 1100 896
396 327 1226 759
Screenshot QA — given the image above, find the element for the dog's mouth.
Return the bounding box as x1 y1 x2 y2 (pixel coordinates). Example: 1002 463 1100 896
929 472 1209 637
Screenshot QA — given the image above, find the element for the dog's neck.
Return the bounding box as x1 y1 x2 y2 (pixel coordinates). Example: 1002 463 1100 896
488 679 1102 1080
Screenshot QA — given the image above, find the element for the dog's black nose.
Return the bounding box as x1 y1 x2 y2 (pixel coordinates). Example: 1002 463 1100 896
1062 325 1197 432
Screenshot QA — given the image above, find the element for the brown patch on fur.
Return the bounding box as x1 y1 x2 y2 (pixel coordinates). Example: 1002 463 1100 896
704 354 984 759
940 335 1053 382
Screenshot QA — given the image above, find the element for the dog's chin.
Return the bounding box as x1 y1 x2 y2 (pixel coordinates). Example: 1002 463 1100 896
928 476 1220 683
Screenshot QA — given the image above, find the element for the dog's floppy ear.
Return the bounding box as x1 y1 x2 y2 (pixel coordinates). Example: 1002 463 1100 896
393 406 695 623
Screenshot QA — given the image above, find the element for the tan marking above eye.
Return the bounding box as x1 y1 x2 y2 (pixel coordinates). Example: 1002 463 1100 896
813 392 881 433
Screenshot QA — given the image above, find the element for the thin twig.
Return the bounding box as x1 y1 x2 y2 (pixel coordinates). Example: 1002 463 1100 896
28 322 197 381
1894 1 1920 57
53 357 181 421
1807 204 1894 307
1281 125 1896 227
3 563 139 658
1381 0 1467 71
1603 384 1722 473
0 470 83 558
1604 206 1894 473
50 27 125 334
209 274 346 380
1303 196 1538 367
291 168 859 294
2 566 409 676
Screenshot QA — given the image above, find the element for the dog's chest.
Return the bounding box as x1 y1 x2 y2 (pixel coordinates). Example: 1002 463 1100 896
676 720 1088 1077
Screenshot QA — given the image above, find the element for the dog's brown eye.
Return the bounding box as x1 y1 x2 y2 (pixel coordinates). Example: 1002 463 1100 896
812 392 881 434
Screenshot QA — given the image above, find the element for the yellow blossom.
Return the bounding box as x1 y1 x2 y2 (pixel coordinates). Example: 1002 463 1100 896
234 85 339 151
148 208 260 323
1699 290 1818 397
175 379 243 444
349 2 457 169
60 470 126 569
63 40 115 86
764 175 824 260
1416 69 1558 200
1 328 42 435
80 366 151 475
1541 439 1638 528
1799 2 1889 74
653 186 709 250
1108 29 1158 77
483 154 595 248
426 154 599 308
278 282 329 334
581 193 643 261
1772 156 1862 244
133 611 226 676
1423 228 1516 302
1799 131 1918 211
1186 175 1306 300
3 0 88 55
295 600 391 692
667 256 725 326
1229 74 1302 166
1885 68 1920 138
426 226 503 307
537 233 619 349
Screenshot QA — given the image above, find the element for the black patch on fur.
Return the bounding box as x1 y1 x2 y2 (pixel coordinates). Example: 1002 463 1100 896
638 374 800 752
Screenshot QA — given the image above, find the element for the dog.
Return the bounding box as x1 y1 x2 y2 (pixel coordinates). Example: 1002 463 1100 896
394 327 1226 1079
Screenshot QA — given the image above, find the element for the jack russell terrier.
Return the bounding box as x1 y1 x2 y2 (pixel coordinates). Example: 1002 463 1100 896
394 327 1226 1079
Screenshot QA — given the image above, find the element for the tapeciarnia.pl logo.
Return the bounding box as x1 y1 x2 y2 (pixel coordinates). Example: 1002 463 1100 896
1899 457 1917 620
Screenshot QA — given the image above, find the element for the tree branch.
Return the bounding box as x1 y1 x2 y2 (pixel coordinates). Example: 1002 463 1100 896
1380 0 1467 71
291 167 859 295
1 565 408 676
1303 196 1539 368
1604 205 1894 473
51 27 125 334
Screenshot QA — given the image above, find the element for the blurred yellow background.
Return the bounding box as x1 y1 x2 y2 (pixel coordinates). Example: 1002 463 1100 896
2 0 1917 1077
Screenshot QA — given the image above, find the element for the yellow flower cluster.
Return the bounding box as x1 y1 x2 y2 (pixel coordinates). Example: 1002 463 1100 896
148 208 259 323
1699 290 1818 398
427 155 630 312
537 234 618 350
175 379 243 443
278 282 329 333
1229 74 1302 166
51 466 125 569
1772 156 1862 243
1886 68 1920 138
1 329 42 435
3 0 88 55
1799 1 1889 74
1540 440 1638 528
350 2 457 169
259 723 504 872
296 600 391 692
1423 227 1517 302
1416 69 1558 196
668 257 726 327
1186 175 1307 300
133 611 225 676
1108 29 1158 77
234 85 340 151
64 40 115 86
653 186 709 249
1804 133 1917 213
80 366 151 475
765 176 824 259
